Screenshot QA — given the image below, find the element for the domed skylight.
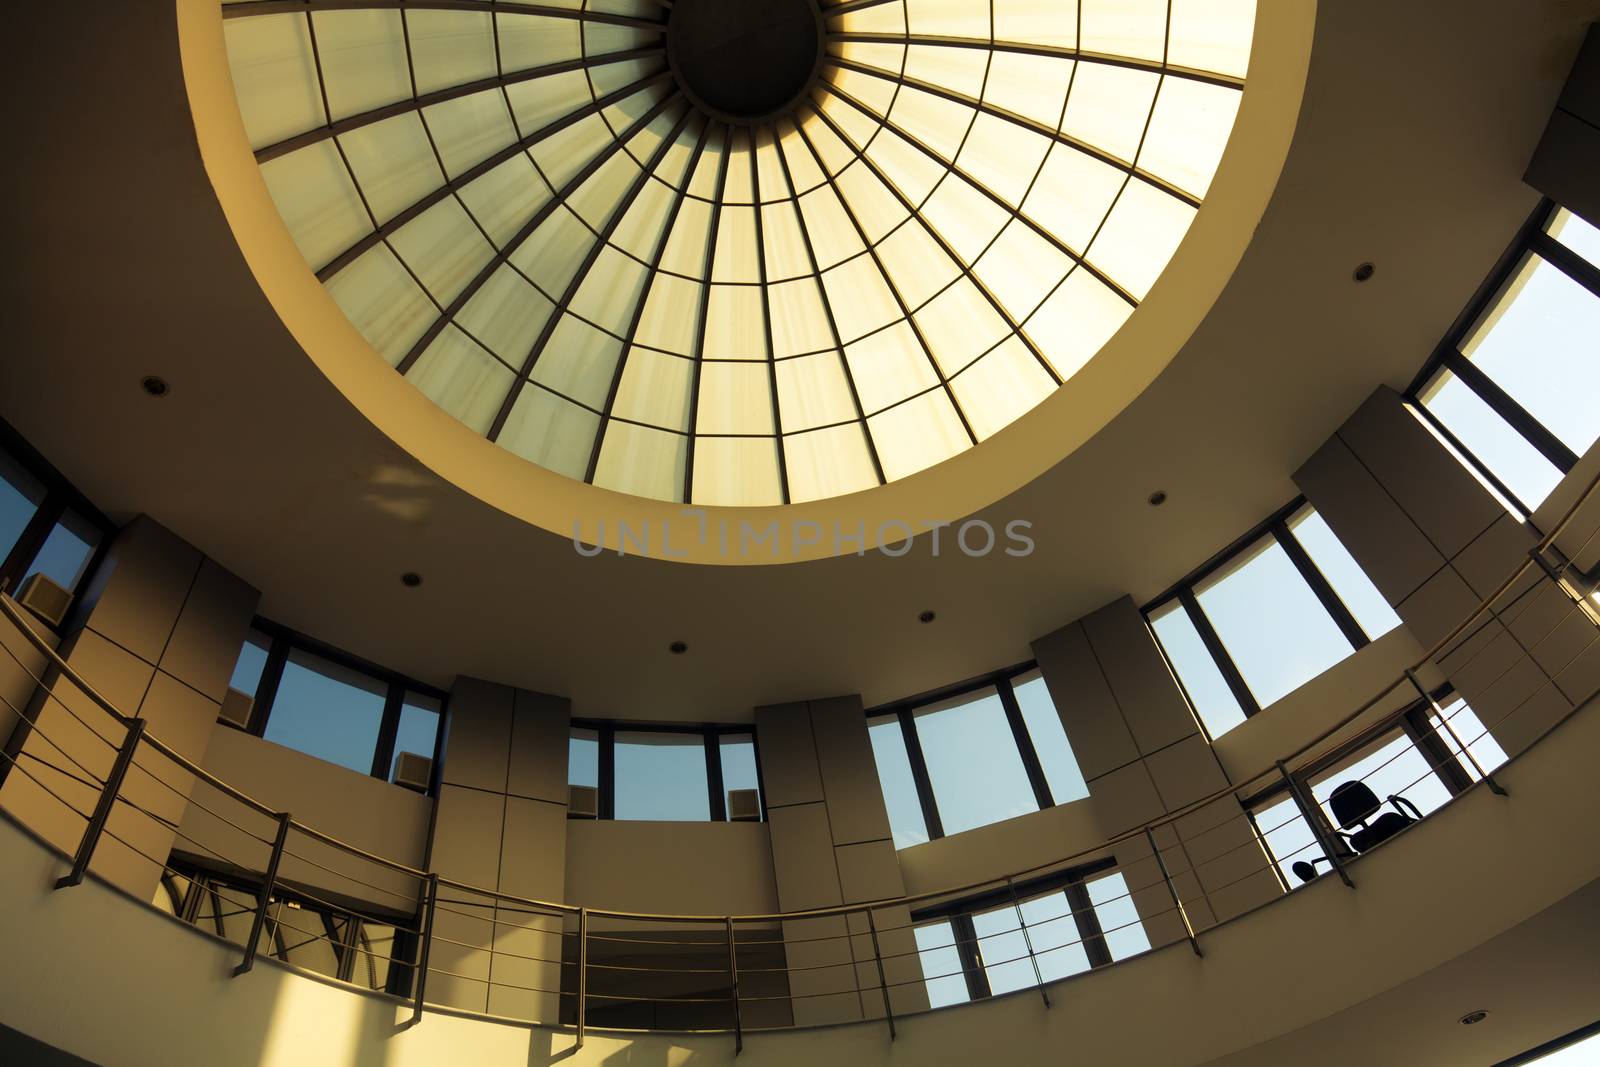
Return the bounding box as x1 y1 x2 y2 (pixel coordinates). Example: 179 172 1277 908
222 0 1253 505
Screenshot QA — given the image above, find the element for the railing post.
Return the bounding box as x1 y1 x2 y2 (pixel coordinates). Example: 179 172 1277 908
1144 827 1203 958
234 811 292 976
1404 669 1507 796
56 717 146 889
866 908 895 1040
576 906 588 1050
411 873 438 1023
1005 875 1050 1006
1277 760 1355 889
725 916 743 1054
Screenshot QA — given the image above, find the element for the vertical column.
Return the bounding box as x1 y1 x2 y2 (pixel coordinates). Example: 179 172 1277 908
1295 386 1575 755
0 516 257 900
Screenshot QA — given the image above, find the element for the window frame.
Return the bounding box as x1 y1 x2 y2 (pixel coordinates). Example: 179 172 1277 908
228 617 450 794
1142 496 1384 728
909 856 1120 1002
0 415 113 627
868 661 1081 844
1404 199 1600 517
568 720 767 823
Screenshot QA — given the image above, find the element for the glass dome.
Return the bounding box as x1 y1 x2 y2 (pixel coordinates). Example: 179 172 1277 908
222 0 1253 505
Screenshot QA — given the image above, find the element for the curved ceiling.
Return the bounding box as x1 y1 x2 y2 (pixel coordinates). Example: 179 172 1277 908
0 0 1586 721
221 0 1252 506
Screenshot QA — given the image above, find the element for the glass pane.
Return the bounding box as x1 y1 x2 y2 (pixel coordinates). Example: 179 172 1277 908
613 731 710 821
1195 535 1356 709
1010 670 1088 805
972 890 1089 995
22 509 101 593
1520 1028 1600 1065
1429 695 1508 781
1285 506 1401 640
1417 367 1563 510
913 687 1039 836
263 650 389 775
1252 793 1320 887
1309 731 1452 827
1148 599 1247 738
1547 206 1600 267
1086 872 1149 961
0 448 44 565
913 920 970 1008
390 692 442 781
1461 253 1600 460
718 733 761 818
228 630 272 698
868 714 930 849
568 727 599 789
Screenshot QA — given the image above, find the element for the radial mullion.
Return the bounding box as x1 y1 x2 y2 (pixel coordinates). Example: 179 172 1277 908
791 119 978 447
817 81 1136 306
316 69 674 282
828 56 1200 208
805 101 1062 387
396 87 679 374
254 48 665 164
222 0 667 32
830 34 1244 91
585 121 715 484
772 124 886 486
749 138 791 504
487 100 693 441
683 126 734 504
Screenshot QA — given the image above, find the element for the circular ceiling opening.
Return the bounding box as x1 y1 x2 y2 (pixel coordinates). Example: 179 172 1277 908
667 0 823 124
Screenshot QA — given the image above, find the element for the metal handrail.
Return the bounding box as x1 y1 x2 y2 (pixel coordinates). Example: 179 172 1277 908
3 466 1597 924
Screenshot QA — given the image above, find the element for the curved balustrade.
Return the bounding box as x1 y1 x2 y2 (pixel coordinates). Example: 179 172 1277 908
0 465 1597 1045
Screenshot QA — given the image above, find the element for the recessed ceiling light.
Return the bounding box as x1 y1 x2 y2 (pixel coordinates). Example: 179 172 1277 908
400 572 422 588
918 610 937 624
1148 490 1168 507
1353 262 1376 283
140 375 170 398
1459 1010 1489 1026
669 640 688 655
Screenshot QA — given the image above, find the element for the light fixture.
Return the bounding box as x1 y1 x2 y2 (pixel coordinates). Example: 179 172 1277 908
669 640 689 655
918 611 937 625
140 375 169 398
1459 1010 1489 1026
1148 490 1169 507
1353 262 1376 282
400 572 422 588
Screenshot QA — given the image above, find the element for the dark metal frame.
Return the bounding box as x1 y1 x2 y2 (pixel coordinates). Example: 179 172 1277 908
868 662 1078 843
909 856 1119 1001
1142 496 1382 728
568 719 767 822
1404 198 1600 517
230 618 450 795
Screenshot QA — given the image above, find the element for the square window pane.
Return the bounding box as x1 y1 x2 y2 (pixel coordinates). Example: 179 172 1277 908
1148 599 1247 738
1194 535 1356 709
868 714 930 848
1252 793 1320 887
913 687 1039 836
263 650 388 775
568 727 599 789
613 731 710 821
228 630 273 698
1429 696 1507 781
913 920 970 1008
1416 368 1562 510
718 733 761 818
1010 670 1088 805
390 692 442 781
1285 505 1401 640
1086 872 1149 961
973 889 1089 994
23 509 101 594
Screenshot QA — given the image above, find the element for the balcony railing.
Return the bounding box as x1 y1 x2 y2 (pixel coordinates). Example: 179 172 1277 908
0 465 1597 1047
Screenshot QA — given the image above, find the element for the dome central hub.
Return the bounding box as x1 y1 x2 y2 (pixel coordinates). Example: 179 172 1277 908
666 0 825 124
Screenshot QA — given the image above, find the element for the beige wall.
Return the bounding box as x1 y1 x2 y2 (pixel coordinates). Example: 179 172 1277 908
0 516 257 900
0 599 58 757
564 820 777 916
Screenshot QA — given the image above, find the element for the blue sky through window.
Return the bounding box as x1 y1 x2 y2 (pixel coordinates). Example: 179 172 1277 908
262 649 388 775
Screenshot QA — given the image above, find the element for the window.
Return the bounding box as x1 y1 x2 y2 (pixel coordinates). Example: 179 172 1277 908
0 427 111 614
910 861 1148 1006
1408 201 1600 514
223 621 446 790
1146 499 1401 739
567 723 764 822
1247 687 1503 886
868 665 1089 848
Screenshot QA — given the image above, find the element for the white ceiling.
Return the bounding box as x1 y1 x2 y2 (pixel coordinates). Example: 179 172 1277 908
2 0 1596 719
